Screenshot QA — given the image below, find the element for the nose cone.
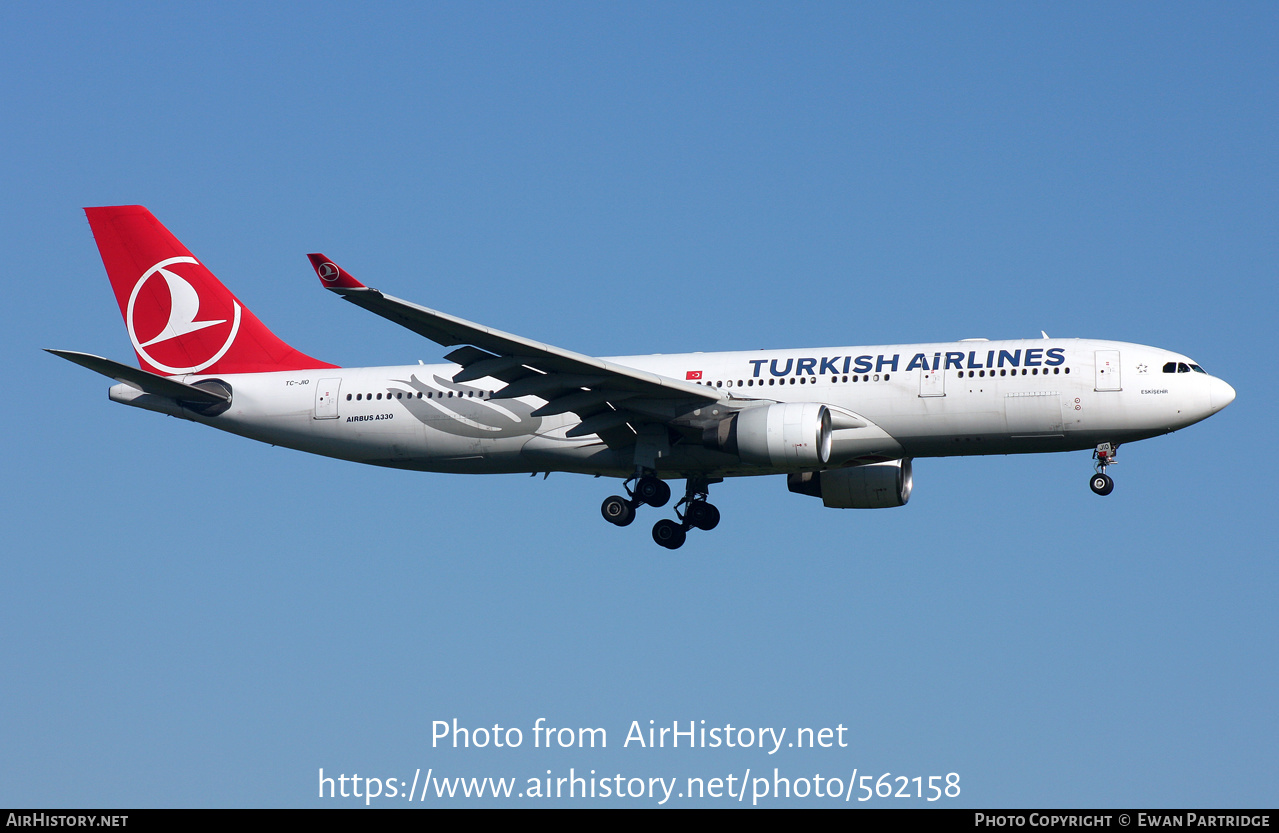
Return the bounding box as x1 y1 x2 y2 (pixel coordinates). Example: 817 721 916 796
1209 377 1236 413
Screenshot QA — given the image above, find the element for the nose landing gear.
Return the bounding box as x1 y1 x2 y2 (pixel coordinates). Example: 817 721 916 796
1090 443 1117 496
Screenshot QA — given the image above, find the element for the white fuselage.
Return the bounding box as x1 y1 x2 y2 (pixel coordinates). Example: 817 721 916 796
110 338 1234 479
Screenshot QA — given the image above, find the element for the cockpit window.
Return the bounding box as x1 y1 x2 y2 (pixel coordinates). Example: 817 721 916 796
1163 360 1208 374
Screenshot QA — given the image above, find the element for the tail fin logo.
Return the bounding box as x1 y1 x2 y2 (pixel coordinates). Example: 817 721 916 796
317 261 340 282
126 257 243 374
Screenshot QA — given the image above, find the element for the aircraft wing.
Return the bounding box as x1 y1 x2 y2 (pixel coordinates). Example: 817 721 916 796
307 255 720 438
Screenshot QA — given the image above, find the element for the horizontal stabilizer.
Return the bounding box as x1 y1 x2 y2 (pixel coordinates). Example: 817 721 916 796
46 349 230 405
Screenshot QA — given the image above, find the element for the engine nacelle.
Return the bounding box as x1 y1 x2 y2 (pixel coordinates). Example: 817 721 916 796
703 402 832 468
787 459 913 508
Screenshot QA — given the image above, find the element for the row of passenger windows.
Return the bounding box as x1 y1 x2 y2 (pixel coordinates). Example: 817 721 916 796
700 375 892 388
1164 362 1206 374
344 364 1078 401
958 367 1070 378
700 367 1072 387
346 390 491 401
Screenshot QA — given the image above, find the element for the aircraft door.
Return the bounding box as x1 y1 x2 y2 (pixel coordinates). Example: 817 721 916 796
1094 350 1122 391
314 378 342 419
919 367 946 397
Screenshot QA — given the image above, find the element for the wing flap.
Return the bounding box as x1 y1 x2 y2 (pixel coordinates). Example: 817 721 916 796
451 355 532 383
565 409 640 438
531 389 638 418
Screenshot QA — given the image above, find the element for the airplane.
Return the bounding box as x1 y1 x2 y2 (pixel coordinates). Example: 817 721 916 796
51 206 1236 549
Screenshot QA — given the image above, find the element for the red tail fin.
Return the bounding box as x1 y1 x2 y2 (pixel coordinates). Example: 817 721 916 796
86 206 336 375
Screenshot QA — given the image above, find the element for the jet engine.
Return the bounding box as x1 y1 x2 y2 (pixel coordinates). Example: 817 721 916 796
787 459 913 508
702 402 832 468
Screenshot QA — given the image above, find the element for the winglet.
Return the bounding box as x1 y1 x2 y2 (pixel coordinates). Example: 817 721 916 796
307 254 366 290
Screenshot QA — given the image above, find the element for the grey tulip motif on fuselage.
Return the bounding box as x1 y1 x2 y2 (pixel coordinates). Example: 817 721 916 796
389 373 542 439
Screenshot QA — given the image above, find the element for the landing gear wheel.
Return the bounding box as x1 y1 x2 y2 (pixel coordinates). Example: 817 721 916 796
685 501 720 531
1090 473 1114 496
601 495 636 526
652 518 687 549
636 476 671 507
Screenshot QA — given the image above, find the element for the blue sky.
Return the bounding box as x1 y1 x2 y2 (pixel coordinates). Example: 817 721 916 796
2 2 1275 807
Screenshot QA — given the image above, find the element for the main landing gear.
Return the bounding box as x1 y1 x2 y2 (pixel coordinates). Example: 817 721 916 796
601 475 720 549
1090 442 1117 496
600 473 669 528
